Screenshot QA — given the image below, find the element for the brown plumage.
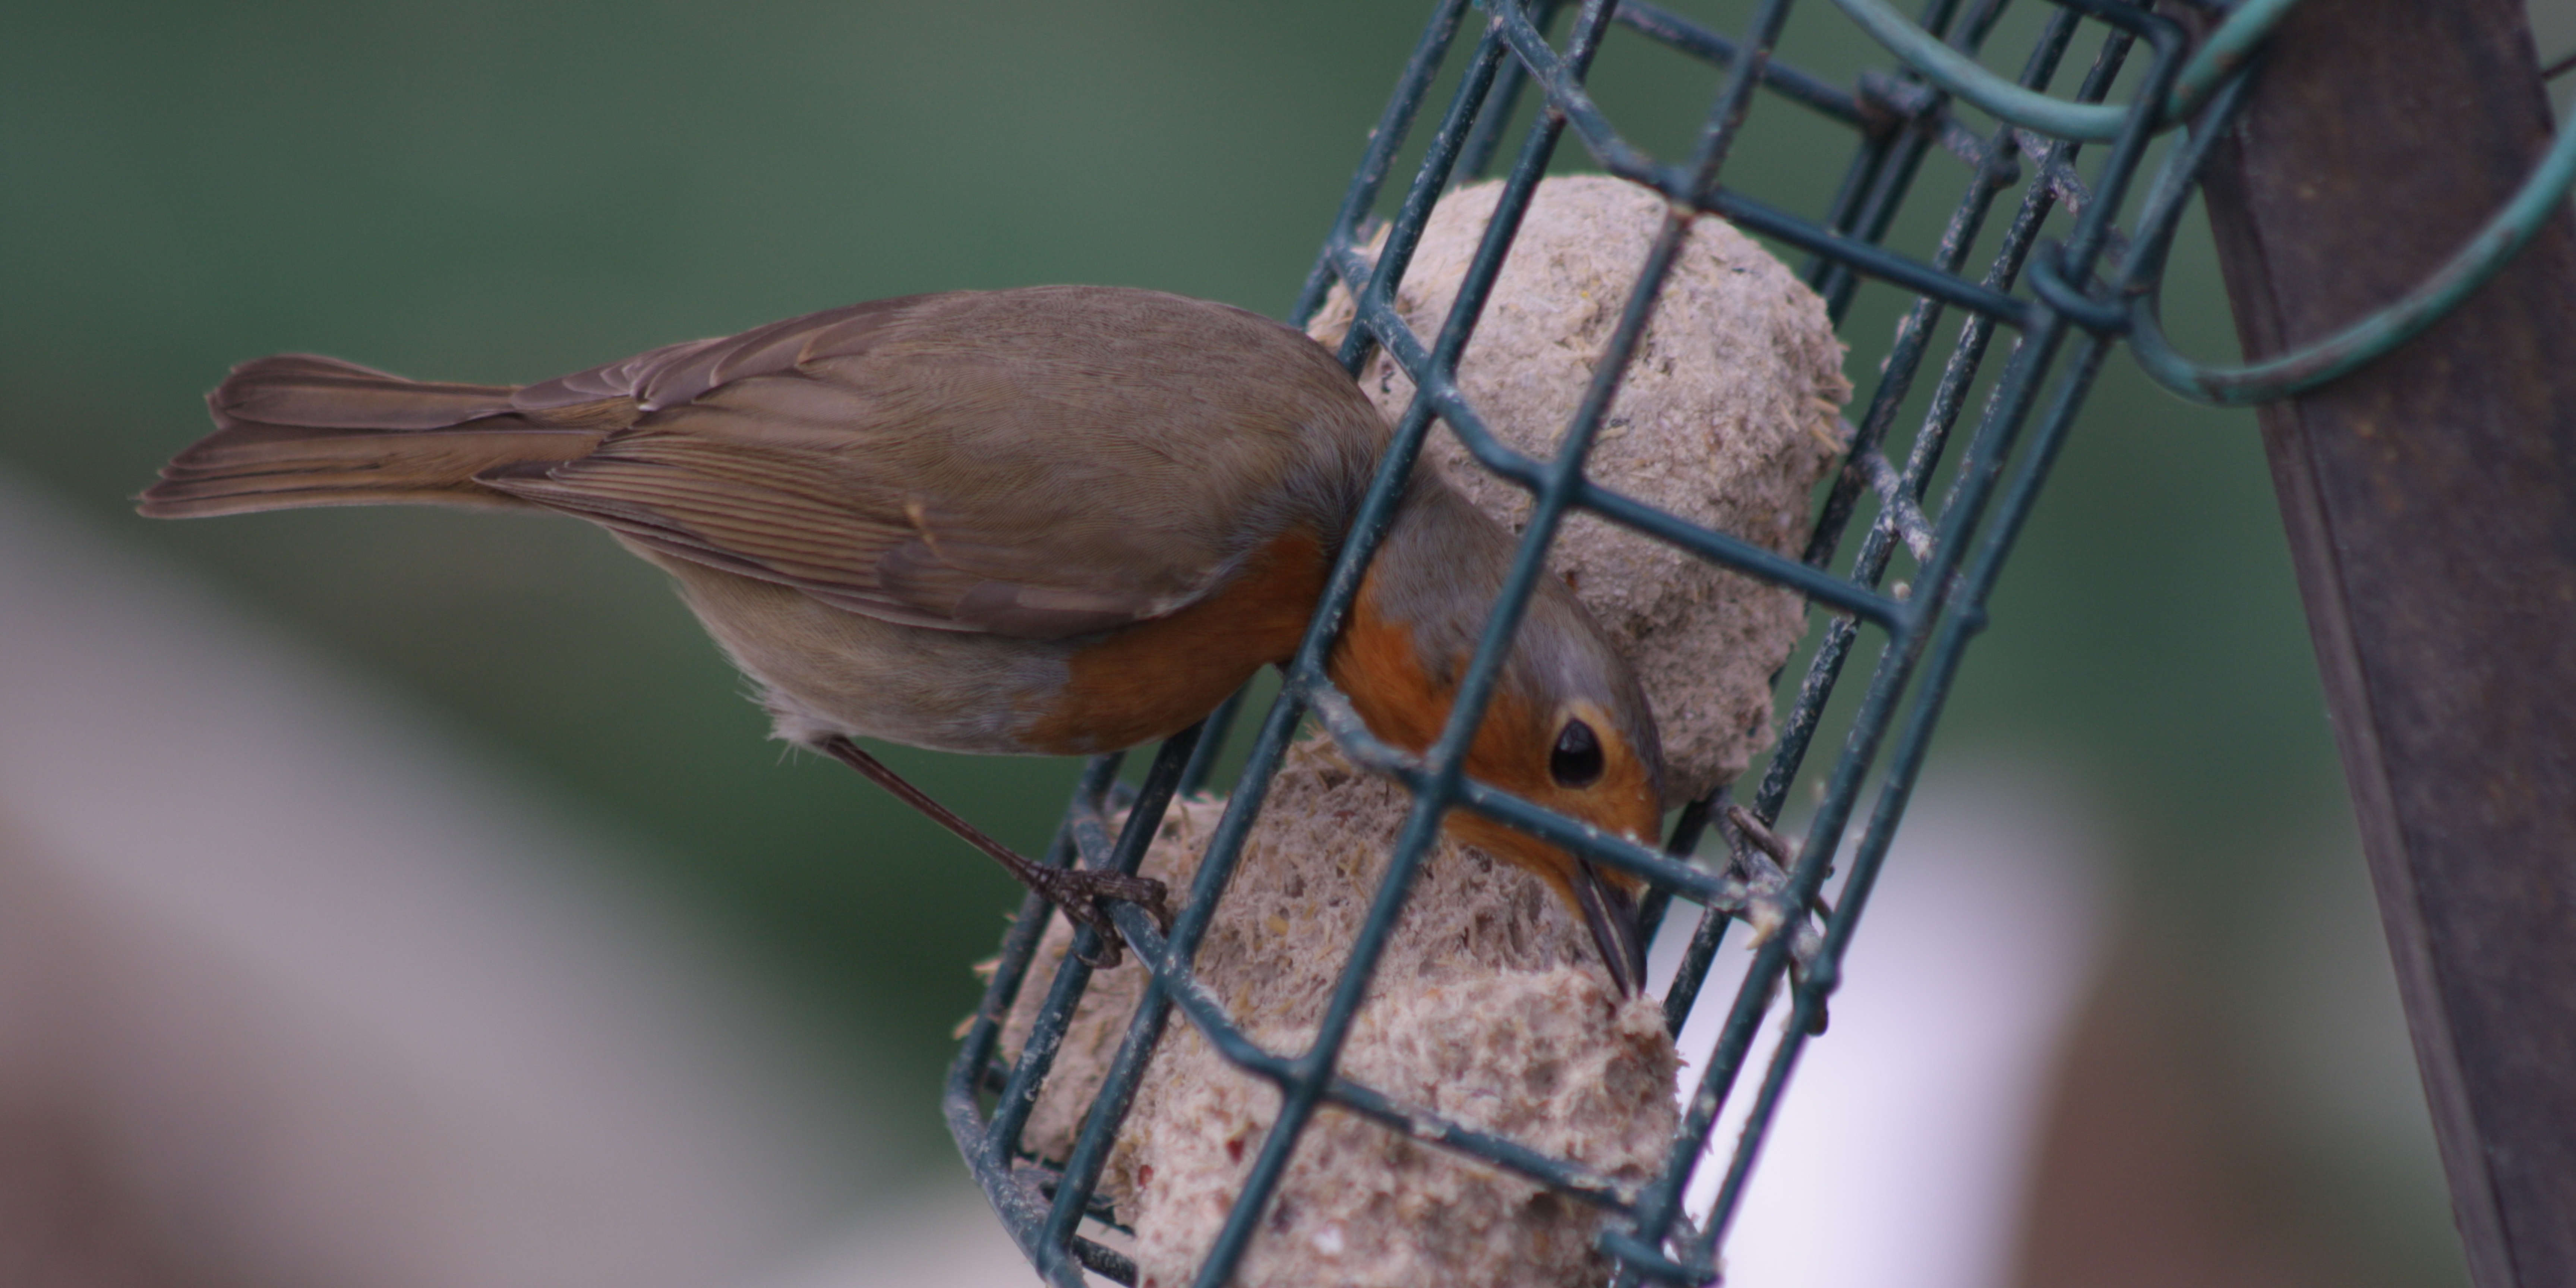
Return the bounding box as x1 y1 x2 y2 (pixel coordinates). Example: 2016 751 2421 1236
141 285 1664 992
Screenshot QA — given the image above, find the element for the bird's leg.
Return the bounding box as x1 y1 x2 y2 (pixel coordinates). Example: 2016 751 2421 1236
1722 802 1793 869
1722 804 1834 920
814 735 1168 968
1723 804 1830 1035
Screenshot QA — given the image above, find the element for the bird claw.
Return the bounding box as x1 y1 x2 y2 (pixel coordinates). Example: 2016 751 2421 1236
1072 926 1126 971
1036 866 1170 970
1723 805 1831 1035
1723 803 1797 870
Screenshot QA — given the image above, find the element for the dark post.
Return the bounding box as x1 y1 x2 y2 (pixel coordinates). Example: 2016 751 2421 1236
2194 3 2576 1286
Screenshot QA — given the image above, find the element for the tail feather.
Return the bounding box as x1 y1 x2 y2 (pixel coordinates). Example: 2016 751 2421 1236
215 353 523 431
139 355 631 519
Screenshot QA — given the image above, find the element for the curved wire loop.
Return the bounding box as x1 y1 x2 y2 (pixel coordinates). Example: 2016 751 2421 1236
1830 0 2301 141
2124 109 2576 405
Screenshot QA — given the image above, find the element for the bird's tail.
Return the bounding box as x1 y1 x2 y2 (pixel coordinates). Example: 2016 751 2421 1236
138 354 626 518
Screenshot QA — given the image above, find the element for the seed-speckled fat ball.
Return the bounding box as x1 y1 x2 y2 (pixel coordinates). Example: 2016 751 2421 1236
1001 741 1677 1288
1310 174 1850 801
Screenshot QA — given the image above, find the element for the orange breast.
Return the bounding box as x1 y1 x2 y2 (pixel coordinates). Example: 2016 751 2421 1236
1331 580 1449 756
1331 574 1650 899
1017 529 1329 755
1330 572 1550 791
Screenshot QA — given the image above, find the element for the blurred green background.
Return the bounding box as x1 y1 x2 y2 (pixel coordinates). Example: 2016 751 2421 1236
12 1 2550 1281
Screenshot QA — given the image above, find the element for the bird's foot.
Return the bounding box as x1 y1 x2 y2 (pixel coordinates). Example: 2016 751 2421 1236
1026 865 1171 970
814 734 1170 968
1723 805 1831 1035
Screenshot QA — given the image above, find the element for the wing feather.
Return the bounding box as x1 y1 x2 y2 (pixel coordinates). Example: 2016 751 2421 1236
475 288 1377 638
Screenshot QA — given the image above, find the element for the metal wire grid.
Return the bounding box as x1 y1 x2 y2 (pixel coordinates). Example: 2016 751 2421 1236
927 0 2414 1283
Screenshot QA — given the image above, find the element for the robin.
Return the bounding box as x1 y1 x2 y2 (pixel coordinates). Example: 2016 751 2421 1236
139 286 1665 994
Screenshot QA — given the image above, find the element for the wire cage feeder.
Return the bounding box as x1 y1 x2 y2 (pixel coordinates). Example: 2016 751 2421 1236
941 0 2576 1284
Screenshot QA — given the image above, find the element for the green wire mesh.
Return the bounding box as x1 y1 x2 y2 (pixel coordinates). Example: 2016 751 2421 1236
939 1 2576 1283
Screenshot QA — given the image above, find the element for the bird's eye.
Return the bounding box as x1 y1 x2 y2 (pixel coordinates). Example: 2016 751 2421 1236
1550 719 1604 787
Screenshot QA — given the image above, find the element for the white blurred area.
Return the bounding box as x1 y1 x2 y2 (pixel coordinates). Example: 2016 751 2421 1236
0 469 1033 1288
1653 769 2105 1288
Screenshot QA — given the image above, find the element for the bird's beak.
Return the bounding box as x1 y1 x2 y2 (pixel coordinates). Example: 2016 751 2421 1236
1569 859 1647 998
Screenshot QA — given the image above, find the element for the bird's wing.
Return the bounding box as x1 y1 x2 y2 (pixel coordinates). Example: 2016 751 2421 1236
479 290 1371 638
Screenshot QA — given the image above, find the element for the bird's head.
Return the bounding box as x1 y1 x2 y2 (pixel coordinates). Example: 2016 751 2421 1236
1333 552 1665 996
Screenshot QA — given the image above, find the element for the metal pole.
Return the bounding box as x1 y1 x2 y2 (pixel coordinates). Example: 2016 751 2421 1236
2194 3 2576 1285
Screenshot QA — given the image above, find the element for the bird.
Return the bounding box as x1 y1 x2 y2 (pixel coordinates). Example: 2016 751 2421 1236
139 285 1666 994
